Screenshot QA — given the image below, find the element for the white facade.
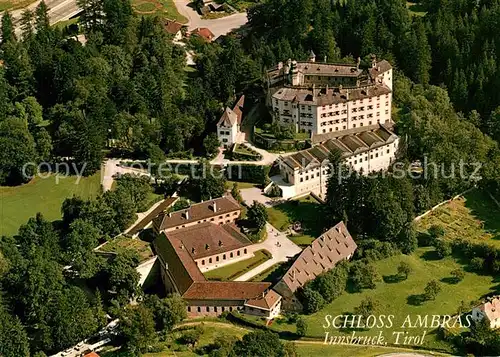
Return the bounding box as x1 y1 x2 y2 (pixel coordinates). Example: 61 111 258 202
217 120 238 148
268 57 393 135
272 90 392 135
472 298 500 329
278 126 399 199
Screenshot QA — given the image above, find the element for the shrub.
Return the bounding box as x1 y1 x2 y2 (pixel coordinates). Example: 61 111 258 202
435 239 452 258
469 257 485 272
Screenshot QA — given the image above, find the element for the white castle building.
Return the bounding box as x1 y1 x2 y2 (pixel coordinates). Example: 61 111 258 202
267 53 393 135
266 54 399 199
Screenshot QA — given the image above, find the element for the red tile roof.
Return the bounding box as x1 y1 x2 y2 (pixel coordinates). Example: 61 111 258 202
192 27 215 41
232 95 245 125
245 289 282 310
183 281 270 300
165 222 251 260
277 221 357 294
84 352 100 357
152 195 241 232
479 296 500 323
164 20 184 35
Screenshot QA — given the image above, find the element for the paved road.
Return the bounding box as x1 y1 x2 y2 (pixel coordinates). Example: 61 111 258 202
7 0 79 34
173 0 248 38
235 223 301 281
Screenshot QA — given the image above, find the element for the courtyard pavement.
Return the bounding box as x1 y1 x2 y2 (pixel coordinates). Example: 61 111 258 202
173 0 248 38
235 223 302 282
240 187 287 207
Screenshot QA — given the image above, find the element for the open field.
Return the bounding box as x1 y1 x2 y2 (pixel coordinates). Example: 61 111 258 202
97 236 154 263
266 195 324 244
267 247 499 352
0 172 101 236
407 1 426 16
416 189 500 248
295 343 451 357
131 0 187 23
0 0 35 11
204 249 272 281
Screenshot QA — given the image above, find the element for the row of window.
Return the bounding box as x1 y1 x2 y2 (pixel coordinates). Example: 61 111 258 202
188 305 242 313
198 248 248 265
274 94 390 109
296 147 393 181
219 130 231 136
174 212 238 230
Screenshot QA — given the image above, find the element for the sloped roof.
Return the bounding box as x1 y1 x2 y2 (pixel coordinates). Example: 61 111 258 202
192 27 215 41
154 232 205 294
183 281 271 300
369 60 393 79
272 83 391 106
232 95 245 125
164 20 184 35
217 107 238 127
165 222 251 260
154 229 271 302
277 222 356 294
245 289 282 310
479 296 500 323
152 195 240 232
217 95 245 127
282 125 397 171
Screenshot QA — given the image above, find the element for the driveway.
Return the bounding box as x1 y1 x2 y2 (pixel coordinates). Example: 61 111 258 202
173 0 248 38
235 223 302 281
240 187 287 207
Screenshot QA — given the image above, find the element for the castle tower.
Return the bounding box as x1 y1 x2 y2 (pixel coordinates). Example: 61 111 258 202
309 50 316 63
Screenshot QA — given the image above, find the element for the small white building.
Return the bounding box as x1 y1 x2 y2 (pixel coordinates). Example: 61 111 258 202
472 296 500 329
244 289 282 320
217 96 245 148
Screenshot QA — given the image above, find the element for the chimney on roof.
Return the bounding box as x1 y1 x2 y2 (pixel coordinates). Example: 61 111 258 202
191 247 196 254
324 55 327 63
292 270 296 280
212 201 217 212
180 244 185 250
357 57 361 70
184 210 189 220
168 212 172 217
371 54 377 68
218 240 223 247
205 244 210 250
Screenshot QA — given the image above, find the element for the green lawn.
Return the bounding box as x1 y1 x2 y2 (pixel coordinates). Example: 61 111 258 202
226 180 258 190
295 343 451 357
97 236 154 263
266 195 324 241
417 189 500 248
0 0 36 11
268 247 498 352
406 1 426 16
131 0 188 23
0 172 101 236
204 249 272 281
53 17 79 30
